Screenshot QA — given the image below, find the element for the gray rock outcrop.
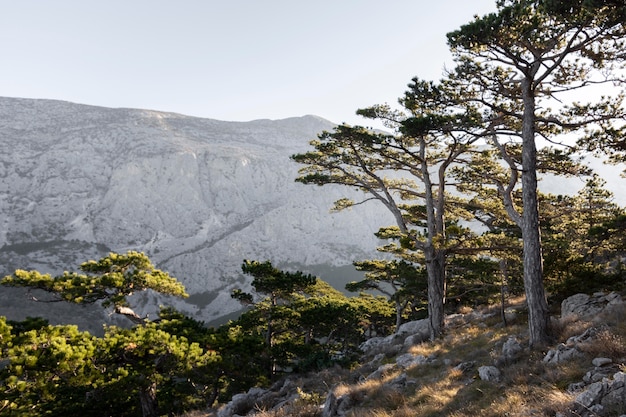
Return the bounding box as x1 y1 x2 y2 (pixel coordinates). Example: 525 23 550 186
561 292 623 319
478 365 501 382
571 371 626 417
0 97 392 329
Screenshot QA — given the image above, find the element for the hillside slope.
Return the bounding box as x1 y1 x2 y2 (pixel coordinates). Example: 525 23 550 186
0 97 392 328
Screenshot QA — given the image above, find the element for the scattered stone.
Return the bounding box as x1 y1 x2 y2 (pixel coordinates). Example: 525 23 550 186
395 319 431 346
322 389 354 417
543 343 583 364
575 381 605 409
502 336 523 362
566 327 598 346
478 365 501 382
217 387 266 417
387 373 408 389
592 357 613 367
568 381 586 392
583 365 619 384
396 353 428 369
371 353 385 363
365 363 395 381
570 372 626 416
454 361 476 374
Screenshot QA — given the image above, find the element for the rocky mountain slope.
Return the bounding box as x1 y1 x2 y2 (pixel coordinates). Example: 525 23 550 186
0 97 392 329
211 292 626 417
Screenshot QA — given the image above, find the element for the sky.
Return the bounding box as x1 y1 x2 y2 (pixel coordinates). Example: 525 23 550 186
0 1 498 126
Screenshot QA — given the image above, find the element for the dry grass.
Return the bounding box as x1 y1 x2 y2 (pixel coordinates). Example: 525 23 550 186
578 327 626 360
253 403 322 417
193 295 626 417
316 297 625 416
550 314 593 341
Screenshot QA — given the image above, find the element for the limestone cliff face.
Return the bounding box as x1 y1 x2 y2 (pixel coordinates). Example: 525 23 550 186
0 97 392 327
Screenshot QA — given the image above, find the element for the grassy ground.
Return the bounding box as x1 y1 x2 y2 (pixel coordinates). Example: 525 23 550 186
193 296 626 417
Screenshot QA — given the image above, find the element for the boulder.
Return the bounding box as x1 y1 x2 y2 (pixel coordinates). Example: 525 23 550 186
322 389 357 417
561 292 623 319
359 337 387 354
366 363 395 381
544 327 599 365
454 361 476 374
543 343 583 364
396 319 430 336
569 372 626 416
478 365 501 382
217 387 266 417
592 357 613 367
502 336 523 363
395 353 428 369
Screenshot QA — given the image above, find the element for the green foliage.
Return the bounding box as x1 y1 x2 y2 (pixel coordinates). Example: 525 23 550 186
1 251 188 316
541 177 626 297
0 310 230 416
349 259 427 327
230 261 392 378
94 324 218 415
0 322 99 416
240 259 317 303
0 253 217 416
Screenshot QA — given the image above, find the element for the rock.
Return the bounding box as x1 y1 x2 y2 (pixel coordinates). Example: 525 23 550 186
445 313 466 327
217 379 315 417
566 327 598 346
572 372 626 416
0 97 392 328
359 337 387 354
396 319 430 336
403 333 428 348
366 363 395 381
543 343 583 364
584 367 616 384
387 373 408 389
454 361 476 374
396 353 428 369
322 389 356 417
561 292 624 319
217 387 266 417
592 357 613 367
544 327 602 365
568 381 587 392
478 366 501 382
600 372 626 410
502 336 523 362
562 294 592 318
371 353 385 364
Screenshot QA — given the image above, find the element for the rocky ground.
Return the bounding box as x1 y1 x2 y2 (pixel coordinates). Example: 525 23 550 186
205 291 626 417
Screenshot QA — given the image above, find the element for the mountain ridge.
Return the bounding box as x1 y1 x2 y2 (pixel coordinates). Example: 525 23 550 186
0 97 391 329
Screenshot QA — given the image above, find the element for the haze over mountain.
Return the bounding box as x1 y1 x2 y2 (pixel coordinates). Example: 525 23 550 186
0 97 392 330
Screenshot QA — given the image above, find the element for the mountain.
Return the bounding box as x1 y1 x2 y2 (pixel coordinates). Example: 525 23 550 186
1 97 623 332
0 97 393 331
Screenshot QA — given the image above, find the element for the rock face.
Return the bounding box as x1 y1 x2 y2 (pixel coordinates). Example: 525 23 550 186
561 292 623 319
0 97 392 328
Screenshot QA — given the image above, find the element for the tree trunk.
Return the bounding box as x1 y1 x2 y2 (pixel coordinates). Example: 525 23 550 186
425 246 446 340
521 78 551 347
139 382 159 417
395 300 403 330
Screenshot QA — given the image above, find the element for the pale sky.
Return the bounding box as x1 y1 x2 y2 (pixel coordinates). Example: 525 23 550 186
0 1 497 126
